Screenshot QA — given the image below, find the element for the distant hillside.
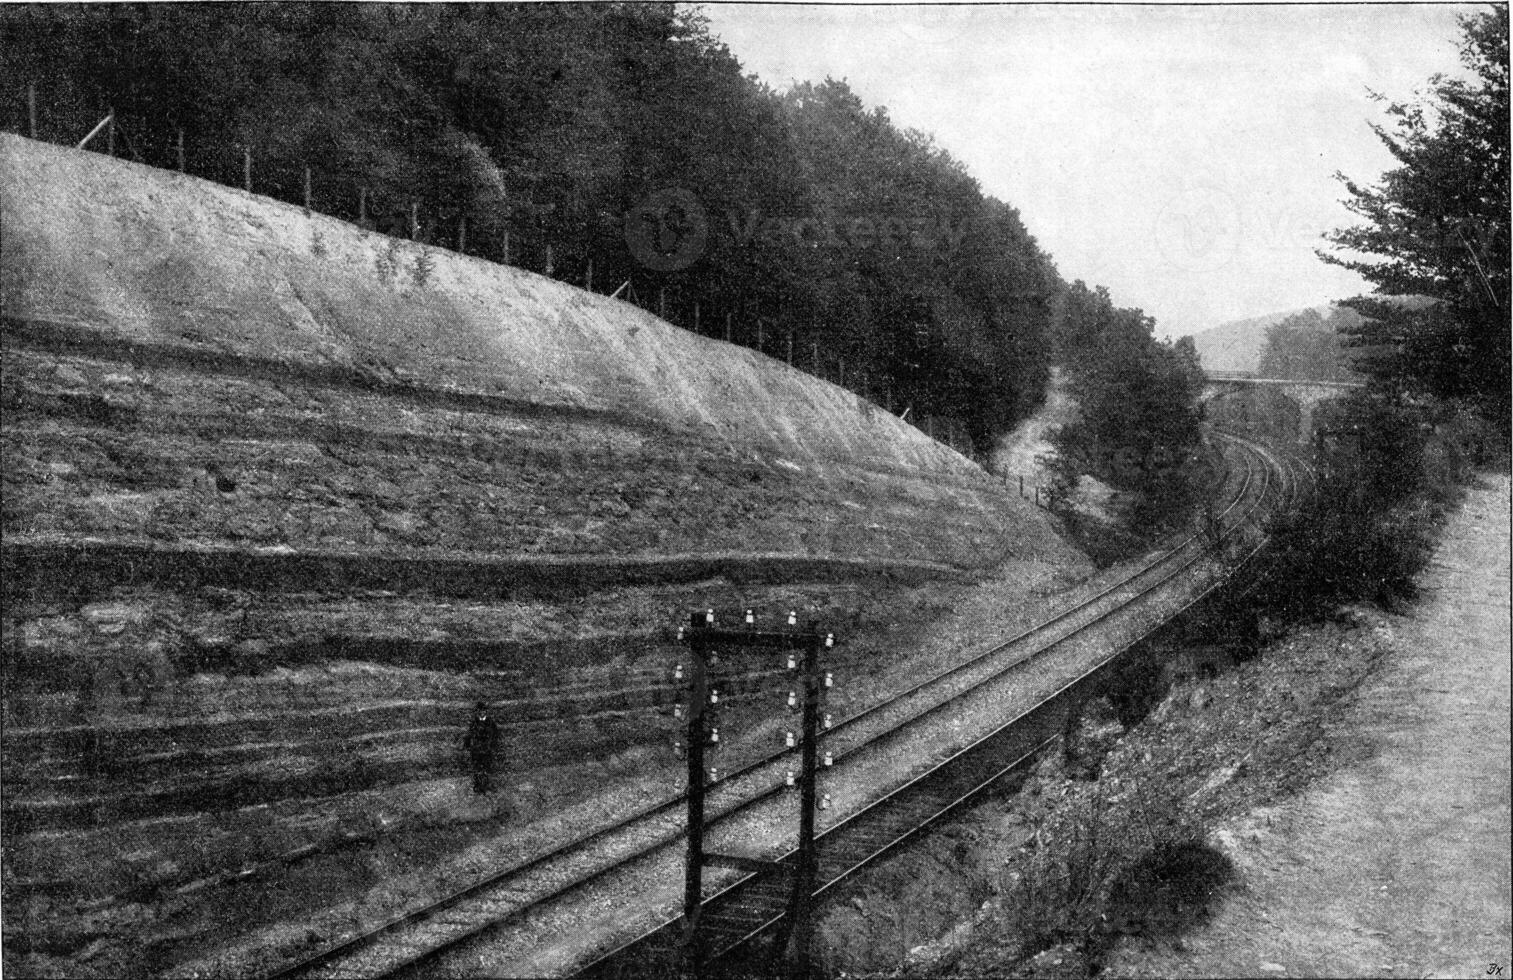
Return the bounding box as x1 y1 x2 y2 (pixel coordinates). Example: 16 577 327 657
1190 305 1332 374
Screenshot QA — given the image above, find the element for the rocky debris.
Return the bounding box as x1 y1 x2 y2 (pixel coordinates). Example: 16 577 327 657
1014 941 1092 978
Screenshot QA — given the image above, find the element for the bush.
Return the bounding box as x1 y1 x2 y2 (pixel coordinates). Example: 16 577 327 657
1004 778 1210 965
1252 393 1471 617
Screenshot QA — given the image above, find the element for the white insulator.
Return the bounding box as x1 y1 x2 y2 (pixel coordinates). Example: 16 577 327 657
745 609 754 624
787 690 798 709
787 610 797 626
824 751 833 766
785 730 796 748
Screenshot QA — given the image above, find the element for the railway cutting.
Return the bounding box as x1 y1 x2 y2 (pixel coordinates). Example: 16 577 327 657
1 27 1331 980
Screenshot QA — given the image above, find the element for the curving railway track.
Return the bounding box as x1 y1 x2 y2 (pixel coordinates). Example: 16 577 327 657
264 430 1304 980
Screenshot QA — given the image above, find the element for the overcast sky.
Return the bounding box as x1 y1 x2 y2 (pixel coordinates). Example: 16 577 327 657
700 3 1476 338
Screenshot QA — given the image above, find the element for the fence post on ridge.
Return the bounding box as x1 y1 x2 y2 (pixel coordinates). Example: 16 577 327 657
27 83 36 139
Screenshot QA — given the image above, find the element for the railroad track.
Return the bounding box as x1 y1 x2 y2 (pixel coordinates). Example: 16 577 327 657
265 432 1295 980
577 432 1293 976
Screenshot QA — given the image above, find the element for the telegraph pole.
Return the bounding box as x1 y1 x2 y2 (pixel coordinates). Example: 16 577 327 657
673 611 835 975
782 629 824 975
682 626 711 966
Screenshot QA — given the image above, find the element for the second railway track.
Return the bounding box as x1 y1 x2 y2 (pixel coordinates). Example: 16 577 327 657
265 431 1300 980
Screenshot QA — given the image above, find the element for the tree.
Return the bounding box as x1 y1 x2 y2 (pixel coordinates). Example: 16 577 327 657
1320 7 1509 426
1045 281 1205 535
1256 307 1354 381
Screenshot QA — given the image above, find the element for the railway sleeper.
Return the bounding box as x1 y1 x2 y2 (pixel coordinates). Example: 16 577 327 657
705 911 779 932
709 895 783 916
737 886 794 904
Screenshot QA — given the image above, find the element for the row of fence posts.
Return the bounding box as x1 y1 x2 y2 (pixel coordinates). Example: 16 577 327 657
998 471 1050 509
22 87 1003 470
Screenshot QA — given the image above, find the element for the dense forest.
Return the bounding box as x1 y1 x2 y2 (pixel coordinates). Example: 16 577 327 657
0 2 1083 454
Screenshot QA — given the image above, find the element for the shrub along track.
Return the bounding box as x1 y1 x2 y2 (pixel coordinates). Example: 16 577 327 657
259 433 1293 979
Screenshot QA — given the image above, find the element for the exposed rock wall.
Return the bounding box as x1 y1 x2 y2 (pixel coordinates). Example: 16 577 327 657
2 133 990 480
0 133 1088 977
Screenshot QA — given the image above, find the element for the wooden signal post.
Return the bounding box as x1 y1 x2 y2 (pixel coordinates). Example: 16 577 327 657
676 612 833 976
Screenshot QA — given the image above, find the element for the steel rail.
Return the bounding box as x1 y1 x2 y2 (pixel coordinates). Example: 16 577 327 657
268 435 1268 980
572 436 1283 975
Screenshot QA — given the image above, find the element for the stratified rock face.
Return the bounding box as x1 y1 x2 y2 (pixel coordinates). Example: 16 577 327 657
0 131 1069 569
0 133 1086 978
1 132 974 476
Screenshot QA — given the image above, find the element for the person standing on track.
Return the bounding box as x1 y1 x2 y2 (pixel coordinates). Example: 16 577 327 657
463 701 500 795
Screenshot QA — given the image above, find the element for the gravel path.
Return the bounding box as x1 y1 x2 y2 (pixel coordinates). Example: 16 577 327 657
1105 472 1512 979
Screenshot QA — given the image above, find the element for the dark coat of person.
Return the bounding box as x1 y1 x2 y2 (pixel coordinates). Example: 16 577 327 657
464 708 500 759
463 703 501 794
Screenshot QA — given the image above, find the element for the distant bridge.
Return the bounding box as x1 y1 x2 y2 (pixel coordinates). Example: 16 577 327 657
1201 371 1365 443
1204 370 1364 390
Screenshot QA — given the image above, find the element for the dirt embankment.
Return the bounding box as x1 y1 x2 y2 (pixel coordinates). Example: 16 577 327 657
2 129 1069 588
1 131 998 480
992 367 1074 488
1103 473 1512 979
0 133 1093 978
811 473 1510 980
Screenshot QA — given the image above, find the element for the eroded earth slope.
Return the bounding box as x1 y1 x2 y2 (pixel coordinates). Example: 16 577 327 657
0 133 1089 976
